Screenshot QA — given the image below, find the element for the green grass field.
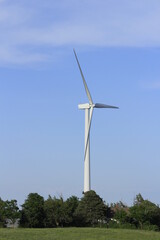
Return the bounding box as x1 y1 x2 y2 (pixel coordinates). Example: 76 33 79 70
0 228 160 240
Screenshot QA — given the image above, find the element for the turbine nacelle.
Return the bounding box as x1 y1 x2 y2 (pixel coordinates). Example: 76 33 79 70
78 103 94 109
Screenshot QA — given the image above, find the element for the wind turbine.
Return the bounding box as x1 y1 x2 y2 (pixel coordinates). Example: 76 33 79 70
74 49 118 193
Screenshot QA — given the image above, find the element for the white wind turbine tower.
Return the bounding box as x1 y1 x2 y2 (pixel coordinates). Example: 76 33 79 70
74 49 119 193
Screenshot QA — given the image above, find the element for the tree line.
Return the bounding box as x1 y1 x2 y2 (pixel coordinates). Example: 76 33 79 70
0 191 160 230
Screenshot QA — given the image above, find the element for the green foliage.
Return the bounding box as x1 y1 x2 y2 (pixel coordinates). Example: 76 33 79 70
114 209 128 223
75 190 108 226
1 192 160 231
111 201 131 224
0 198 20 227
4 200 20 225
134 193 144 205
44 195 56 227
130 194 160 229
20 193 45 228
44 195 79 227
65 196 79 226
142 223 159 231
108 220 136 229
47 196 67 227
0 198 5 226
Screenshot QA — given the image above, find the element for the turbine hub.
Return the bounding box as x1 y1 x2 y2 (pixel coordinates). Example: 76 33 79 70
78 103 95 109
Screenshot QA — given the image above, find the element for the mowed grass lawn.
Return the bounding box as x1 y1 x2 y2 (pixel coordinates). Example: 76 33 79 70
1 228 160 240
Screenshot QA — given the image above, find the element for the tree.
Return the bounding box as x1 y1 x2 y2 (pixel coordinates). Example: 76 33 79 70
50 196 68 227
75 190 108 226
0 198 5 227
20 193 45 228
44 195 56 227
133 193 144 206
44 195 68 227
111 201 130 224
44 195 79 227
130 194 160 229
65 196 79 226
4 200 20 226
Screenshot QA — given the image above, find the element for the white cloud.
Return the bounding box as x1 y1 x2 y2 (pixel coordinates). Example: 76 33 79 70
1 0 160 65
0 45 48 65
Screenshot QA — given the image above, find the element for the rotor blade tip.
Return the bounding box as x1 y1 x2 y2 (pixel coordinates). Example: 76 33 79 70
73 49 76 55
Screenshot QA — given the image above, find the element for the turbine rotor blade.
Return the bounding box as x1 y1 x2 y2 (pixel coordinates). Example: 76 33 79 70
73 49 93 104
94 103 119 109
84 107 93 162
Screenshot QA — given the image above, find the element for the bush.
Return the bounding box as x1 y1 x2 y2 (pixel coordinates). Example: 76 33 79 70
108 220 120 228
0 222 4 228
142 223 159 231
108 220 136 230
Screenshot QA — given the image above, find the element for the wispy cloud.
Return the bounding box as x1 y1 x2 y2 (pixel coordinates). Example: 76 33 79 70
142 81 160 90
1 0 160 65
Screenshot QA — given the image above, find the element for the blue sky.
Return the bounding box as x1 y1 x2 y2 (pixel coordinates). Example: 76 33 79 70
0 0 160 206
